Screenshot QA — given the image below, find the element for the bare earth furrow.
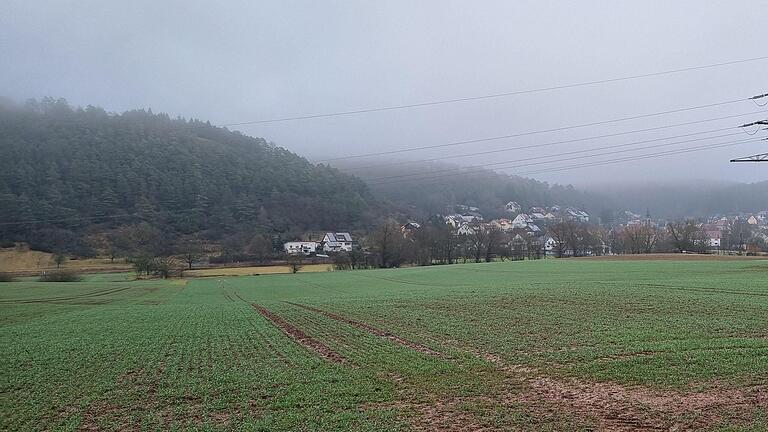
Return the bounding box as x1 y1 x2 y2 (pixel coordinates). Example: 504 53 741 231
252 303 348 365
288 302 442 357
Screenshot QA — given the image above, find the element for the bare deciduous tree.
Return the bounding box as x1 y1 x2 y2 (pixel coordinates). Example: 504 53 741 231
53 252 66 269
621 224 659 254
178 238 205 269
548 221 575 258
667 220 708 253
287 254 303 274
371 218 406 267
484 226 504 262
152 256 182 279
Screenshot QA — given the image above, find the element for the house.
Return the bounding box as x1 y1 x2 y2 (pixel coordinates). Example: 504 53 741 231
401 221 421 231
284 241 319 256
447 213 481 224
543 237 558 256
526 223 542 235
322 232 354 253
505 201 522 213
489 218 514 231
512 213 533 228
444 215 463 228
565 208 590 223
456 224 475 236
707 231 721 248
461 212 483 222
401 222 421 238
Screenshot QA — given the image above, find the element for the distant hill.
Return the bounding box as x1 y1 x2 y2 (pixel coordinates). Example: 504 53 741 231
584 180 768 219
0 98 375 254
332 160 616 221
335 160 768 224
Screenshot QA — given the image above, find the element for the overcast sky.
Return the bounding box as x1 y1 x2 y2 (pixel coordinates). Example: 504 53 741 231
2 1 766 185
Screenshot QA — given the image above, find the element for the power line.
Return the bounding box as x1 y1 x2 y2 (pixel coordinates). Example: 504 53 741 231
316 97 753 162
218 56 768 126
368 137 761 187
345 110 765 171
516 140 764 176
362 130 744 182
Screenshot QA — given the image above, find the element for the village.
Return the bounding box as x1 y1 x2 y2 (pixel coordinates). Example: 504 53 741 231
281 201 768 262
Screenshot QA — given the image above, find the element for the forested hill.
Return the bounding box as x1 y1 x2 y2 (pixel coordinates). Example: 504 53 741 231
334 161 616 221
0 98 374 254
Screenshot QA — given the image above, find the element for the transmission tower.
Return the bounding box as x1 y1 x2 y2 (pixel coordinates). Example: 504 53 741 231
730 151 768 163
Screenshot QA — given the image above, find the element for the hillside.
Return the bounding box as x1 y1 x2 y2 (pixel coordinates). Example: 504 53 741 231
0 98 375 254
338 159 767 224
334 160 616 221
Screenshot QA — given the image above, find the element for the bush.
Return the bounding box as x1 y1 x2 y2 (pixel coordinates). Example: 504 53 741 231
0 272 16 282
39 270 83 282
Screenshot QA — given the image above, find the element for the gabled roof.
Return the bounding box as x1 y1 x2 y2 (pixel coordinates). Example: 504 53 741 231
324 232 353 242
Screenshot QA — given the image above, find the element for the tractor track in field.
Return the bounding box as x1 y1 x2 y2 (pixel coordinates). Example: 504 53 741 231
228 289 347 365
286 302 442 357
251 303 349 365
0 285 134 304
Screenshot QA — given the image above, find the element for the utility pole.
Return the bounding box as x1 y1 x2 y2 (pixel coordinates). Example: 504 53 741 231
731 99 767 161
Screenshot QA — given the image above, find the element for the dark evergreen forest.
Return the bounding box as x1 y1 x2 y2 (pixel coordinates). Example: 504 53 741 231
0 98 374 254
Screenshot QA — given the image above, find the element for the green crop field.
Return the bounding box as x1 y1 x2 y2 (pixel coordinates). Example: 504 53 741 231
2 259 767 431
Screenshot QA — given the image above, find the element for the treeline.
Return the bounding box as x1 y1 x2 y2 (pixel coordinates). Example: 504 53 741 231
357 218 549 269
611 219 765 254
0 98 376 255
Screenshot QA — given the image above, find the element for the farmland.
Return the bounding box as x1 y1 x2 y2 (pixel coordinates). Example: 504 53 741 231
2 259 767 431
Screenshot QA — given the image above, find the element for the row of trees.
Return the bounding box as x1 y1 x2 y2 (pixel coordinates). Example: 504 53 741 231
611 220 765 254
366 219 547 268
547 220 606 258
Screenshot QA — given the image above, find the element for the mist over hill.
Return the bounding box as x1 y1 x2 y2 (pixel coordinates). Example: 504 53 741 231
583 180 768 219
332 160 616 220
334 159 767 223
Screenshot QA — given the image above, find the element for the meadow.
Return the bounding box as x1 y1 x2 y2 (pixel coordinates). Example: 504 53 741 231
1 259 767 431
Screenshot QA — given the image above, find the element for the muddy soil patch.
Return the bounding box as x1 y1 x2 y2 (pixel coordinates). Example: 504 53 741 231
488 351 767 431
